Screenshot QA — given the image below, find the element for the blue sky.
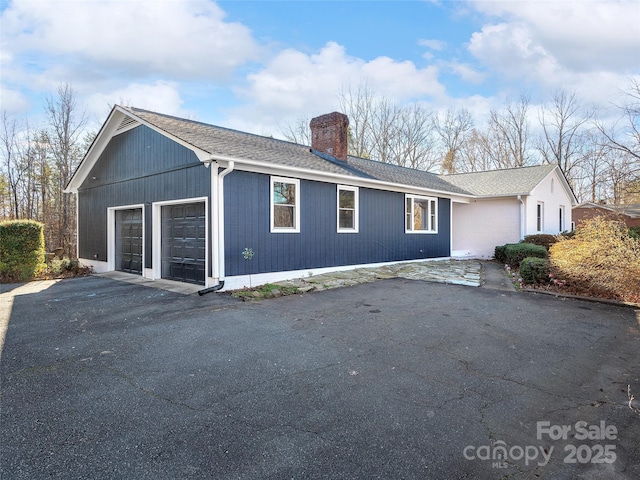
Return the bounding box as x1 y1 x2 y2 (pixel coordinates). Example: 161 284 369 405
1 0 639 136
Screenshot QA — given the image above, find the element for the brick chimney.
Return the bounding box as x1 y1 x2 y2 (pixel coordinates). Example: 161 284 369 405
310 112 349 161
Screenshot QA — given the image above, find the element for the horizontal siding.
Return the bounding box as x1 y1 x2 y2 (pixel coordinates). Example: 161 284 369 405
224 171 450 276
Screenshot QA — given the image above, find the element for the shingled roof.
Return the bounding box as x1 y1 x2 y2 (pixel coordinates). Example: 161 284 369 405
69 105 570 199
124 107 471 196
441 164 558 197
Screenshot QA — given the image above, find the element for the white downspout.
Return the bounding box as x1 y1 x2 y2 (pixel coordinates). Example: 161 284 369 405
518 195 525 240
200 159 234 295
216 161 234 282
210 159 234 284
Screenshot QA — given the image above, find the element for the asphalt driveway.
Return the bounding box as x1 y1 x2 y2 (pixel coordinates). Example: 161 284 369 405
1 276 639 479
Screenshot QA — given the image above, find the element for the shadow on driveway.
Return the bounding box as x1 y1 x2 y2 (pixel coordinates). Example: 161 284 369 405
1 275 639 479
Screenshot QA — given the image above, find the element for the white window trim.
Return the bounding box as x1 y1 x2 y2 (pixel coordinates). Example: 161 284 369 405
537 202 544 232
270 176 300 233
559 205 565 232
337 185 359 233
405 194 438 234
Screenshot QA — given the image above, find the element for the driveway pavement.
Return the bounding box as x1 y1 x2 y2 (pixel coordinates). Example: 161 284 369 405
1 275 639 479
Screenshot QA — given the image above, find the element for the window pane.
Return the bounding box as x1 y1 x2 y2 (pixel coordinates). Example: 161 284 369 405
274 182 295 205
274 205 294 228
339 190 355 209
413 200 427 230
430 200 436 231
339 210 354 229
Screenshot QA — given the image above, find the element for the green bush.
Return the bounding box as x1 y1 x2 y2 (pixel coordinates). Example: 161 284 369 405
523 234 558 250
519 257 550 284
494 244 508 263
496 242 547 267
629 227 640 240
0 220 46 281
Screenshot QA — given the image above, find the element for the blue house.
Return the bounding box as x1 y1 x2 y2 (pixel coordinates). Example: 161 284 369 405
65 106 575 291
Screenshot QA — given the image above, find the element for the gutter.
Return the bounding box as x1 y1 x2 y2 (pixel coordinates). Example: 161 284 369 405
198 158 235 295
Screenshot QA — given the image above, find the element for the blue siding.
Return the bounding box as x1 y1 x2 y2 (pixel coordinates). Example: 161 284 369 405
77 126 210 270
224 171 450 276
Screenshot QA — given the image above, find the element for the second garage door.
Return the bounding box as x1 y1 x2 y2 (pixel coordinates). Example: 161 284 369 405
161 202 206 285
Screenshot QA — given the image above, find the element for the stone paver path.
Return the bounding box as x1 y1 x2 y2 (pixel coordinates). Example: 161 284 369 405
274 259 483 293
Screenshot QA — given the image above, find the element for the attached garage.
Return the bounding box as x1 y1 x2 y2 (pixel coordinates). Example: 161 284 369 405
115 208 143 274
160 201 206 285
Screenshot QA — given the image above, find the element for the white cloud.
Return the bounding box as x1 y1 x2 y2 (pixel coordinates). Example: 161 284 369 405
470 0 639 72
86 80 191 120
0 85 31 114
1 0 259 82
446 62 485 84
228 41 447 134
419 39 447 51
466 0 640 106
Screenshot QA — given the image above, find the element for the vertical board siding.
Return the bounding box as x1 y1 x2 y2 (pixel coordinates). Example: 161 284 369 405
224 171 451 276
77 126 210 271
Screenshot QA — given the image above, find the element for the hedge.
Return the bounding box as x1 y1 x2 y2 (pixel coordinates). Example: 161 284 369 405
0 220 46 281
495 242 548 267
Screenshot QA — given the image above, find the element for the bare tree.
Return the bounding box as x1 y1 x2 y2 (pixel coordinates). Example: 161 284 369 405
45 83 88 255
597 78 640 162
395 104 439 171
488 94 531 168
0 111 24 219
280 116 311 146
338 82 376 159
369 97 400 164
538 89 592 188
433 108 473 174
457 129 496 173
594 79 640 199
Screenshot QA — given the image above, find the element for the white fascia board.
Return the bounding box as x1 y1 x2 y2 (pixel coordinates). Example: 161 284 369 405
64 106 211 193
554 166 578 205
213 155 474 202
65 107 122 193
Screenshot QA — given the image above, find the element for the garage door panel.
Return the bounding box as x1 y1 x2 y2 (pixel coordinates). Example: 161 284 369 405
161 202 206 285
115 208 143 275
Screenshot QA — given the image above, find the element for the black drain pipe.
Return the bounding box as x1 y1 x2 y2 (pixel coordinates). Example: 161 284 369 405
198 281 225 296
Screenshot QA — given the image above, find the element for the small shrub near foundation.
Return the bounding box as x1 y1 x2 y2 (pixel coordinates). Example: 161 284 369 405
523 234 558 250
519 257 550 284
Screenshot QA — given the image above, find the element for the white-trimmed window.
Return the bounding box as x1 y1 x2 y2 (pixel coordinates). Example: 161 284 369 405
559 205 565 232
337 185 359 233
271 176 300 233
405 195 437 233
537 202 544 232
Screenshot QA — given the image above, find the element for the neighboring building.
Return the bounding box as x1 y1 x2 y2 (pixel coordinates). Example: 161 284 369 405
572 202 640 228
65 106 576 291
